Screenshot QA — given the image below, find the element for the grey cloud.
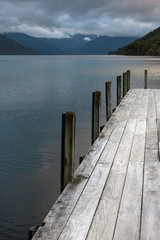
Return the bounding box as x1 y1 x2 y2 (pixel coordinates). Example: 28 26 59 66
0 0 160 37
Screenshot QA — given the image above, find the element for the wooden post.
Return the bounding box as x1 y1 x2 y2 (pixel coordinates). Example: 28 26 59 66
127 70 131 91
92 91 101 145
144 69 147 89
61 111 75 193
105 81 112 121
117 76 122 106
123 72 127 97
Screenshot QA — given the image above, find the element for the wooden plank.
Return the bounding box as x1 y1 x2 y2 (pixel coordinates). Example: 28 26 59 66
32 89 139 240
139 89 149 119
155 89 160 119
129 119 146 162
145 118 159 162
129 89 144 119
148 89 156 119
141 162 160 240
113 162 144 240
155 90 160 159
157 118 160 159
86 119 137 240
114 89 139 123
145 89 159 162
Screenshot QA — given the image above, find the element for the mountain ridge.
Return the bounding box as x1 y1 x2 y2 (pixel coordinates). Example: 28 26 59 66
3 33 67 55
0 34 36 55
1 32 138 55
38 34 97 51
110 26 160 56
71 36 137 55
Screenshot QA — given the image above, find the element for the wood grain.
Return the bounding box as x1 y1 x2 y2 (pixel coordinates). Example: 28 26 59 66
141 162 160 240
113 162 144 240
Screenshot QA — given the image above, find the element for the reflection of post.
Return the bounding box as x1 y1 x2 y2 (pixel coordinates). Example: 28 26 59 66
117 76 122 106
127 70 131 91
61 112 75 193
144 69 147 89
123 72 127 97
92 91 101 145
106 81 112 121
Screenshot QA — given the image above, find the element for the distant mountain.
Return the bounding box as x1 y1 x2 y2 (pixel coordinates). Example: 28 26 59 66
0 34 36 55
111 27 160 56
1 32 138 55
39 34 97 52
70 36 137 55
4 33 67 55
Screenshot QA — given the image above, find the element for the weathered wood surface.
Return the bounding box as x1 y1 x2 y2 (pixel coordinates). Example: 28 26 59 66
127 70 131 91
32 89 160 240
105 81 113 121
117 75 122 105
92 91 101 144
61 112 76 192
123 72 128 97
144 69 148 89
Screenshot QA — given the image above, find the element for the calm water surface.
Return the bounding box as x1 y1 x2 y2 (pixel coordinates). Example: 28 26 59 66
0 55 160 240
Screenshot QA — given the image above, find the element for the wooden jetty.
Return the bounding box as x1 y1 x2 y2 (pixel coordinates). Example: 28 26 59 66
32 88 160 240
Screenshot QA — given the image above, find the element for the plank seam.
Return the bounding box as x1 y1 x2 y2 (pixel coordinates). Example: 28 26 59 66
139 89 149 240
155 89 160 162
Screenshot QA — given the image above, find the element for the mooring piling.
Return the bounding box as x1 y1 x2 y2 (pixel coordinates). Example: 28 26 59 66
127 70 131 91
144 69 148 89
123 72 128 97
105 81 113 121
61 111 76 193
117 76 122 106
92 91 101 145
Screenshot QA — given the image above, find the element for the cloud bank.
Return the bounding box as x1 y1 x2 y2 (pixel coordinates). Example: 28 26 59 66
0 0 160 38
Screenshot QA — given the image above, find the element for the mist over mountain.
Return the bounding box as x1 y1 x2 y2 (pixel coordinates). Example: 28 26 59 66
111 26 160 56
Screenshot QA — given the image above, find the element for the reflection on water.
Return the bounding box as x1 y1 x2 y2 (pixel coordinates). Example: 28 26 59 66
0 55 160 240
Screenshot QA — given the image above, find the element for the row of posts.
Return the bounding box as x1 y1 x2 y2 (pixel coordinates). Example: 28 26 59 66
29 69 148 239
61 69 134 192
61 69 148 192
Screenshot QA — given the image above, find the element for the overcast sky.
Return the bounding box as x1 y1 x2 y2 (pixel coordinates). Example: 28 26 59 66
0 0 160 38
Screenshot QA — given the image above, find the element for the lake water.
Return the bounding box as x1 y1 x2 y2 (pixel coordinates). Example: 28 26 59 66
0 55 160 240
